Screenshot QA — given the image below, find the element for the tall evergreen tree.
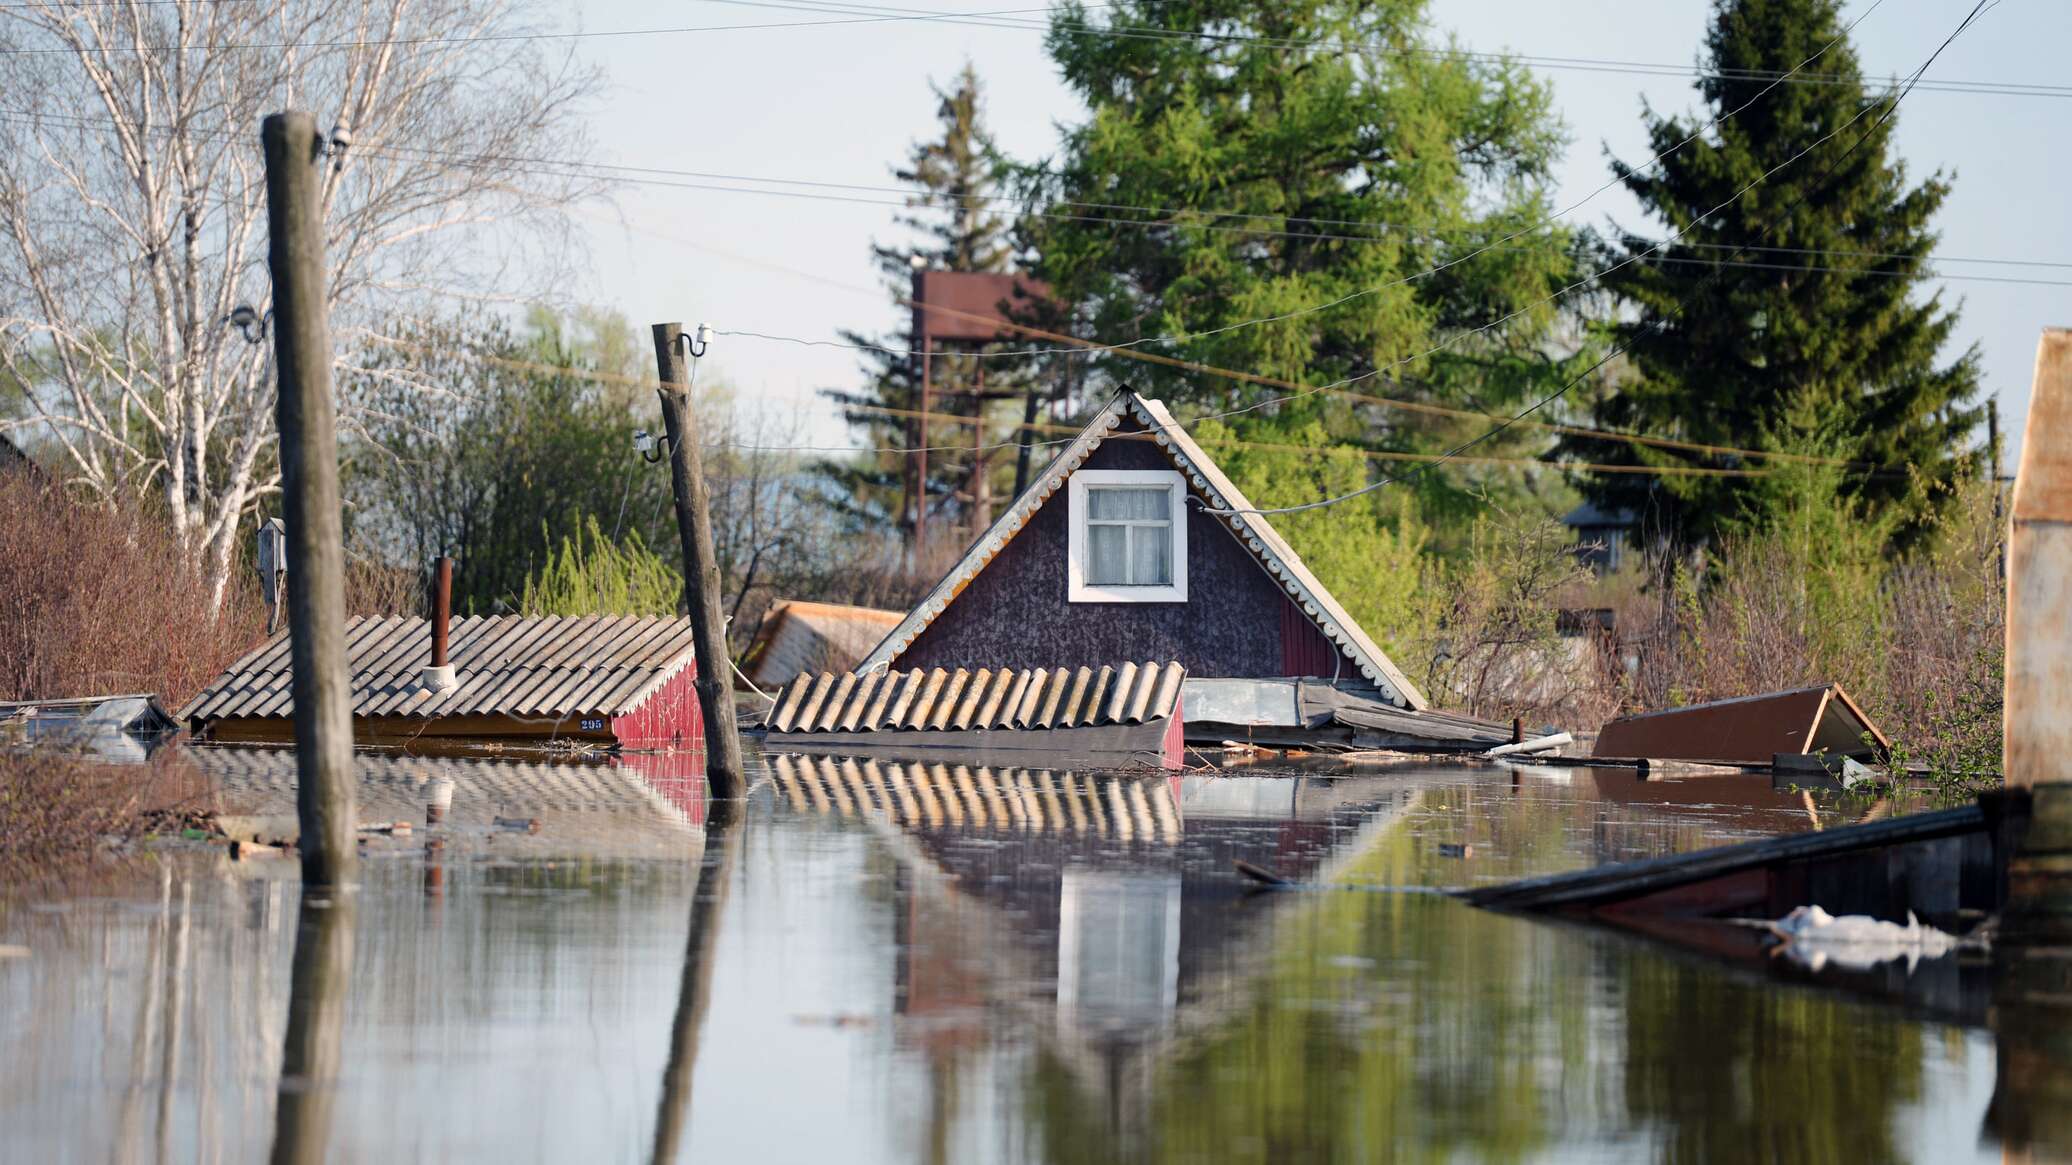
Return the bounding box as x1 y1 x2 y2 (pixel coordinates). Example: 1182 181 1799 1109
820 64 1040 556
1020 0 1589 522
1569 0 1982 547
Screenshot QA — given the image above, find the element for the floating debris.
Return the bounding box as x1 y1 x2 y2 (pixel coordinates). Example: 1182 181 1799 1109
1765 905 1964 972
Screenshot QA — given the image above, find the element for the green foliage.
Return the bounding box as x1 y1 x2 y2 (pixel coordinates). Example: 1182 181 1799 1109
520 516 682 617
1192 412 1431 666
1023 0 1587 517
343 312 674 613
1574 0 1982 546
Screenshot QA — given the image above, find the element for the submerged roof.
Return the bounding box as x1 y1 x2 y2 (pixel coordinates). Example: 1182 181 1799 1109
1593 683 1890 764
742 600 904 689
856 390 1426 709
179 615 698 724
765 660 1184 734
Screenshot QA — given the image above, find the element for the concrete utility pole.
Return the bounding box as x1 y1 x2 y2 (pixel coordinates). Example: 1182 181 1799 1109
652 323 747 803
262 112 356 887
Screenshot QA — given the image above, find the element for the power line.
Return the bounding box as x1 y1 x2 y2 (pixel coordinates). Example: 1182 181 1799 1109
0 0 2046 102
364 145 2072 279
340 331 1814 480
0 0 1132 55
712 0 2067 100
9 102 2061 287
1206 0 1995 517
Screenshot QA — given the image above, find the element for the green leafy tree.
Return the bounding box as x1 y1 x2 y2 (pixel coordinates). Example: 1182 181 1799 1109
1193 412 1431 662
1021 0 1588 521
821 62 1046 553
343 312 674 613
1570 0 1982 547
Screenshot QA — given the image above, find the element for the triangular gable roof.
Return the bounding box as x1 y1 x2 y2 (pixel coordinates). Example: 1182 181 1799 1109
857 390 1428 710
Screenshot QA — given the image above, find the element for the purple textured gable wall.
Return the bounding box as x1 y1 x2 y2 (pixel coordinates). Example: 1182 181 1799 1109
896 422 1342 678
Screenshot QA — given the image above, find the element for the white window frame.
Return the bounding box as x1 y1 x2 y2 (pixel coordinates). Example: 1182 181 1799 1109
1067 469 1189 603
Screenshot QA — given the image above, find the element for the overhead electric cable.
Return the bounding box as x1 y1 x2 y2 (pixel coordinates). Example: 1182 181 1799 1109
711 0 2063 99
338 336 1809 479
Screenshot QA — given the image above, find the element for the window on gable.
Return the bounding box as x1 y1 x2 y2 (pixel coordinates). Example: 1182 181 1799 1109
1069 469 1187 602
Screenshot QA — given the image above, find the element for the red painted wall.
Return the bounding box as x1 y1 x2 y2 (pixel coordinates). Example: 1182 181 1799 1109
1279 602 1343 679
610 662 704 750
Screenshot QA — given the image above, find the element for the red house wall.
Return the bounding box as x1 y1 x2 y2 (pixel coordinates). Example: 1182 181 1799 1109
610 662 705 751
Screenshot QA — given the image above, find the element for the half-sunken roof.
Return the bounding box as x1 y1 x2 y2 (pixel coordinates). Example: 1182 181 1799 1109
179 615 698 724
741 600 904 690
856 390 1426 709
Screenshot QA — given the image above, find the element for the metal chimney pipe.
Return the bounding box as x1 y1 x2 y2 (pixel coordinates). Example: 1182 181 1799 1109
430 556 452 667
419 556 458 693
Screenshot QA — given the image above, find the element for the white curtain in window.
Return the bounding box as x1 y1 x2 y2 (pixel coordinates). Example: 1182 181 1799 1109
1086 487 1172 585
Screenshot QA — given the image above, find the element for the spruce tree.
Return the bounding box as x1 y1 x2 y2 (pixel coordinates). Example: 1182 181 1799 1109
1570 0 1982 547
1021 0 1587 522
819 64 1039 555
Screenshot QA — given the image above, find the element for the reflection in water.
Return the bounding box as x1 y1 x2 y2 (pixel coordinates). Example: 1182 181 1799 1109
270 890 357 1165
0 751 2060 1163
649 809 737 1165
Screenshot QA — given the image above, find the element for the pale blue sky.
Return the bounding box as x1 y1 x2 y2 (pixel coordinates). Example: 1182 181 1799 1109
561 0 2069 463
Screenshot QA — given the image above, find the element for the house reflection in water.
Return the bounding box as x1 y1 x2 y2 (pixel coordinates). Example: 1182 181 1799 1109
765 754 1431 1149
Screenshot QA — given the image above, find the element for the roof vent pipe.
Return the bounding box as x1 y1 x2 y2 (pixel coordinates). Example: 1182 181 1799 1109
419 556 458 693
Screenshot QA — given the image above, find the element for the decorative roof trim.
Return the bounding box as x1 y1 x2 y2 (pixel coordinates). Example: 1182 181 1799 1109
854 390 1428 710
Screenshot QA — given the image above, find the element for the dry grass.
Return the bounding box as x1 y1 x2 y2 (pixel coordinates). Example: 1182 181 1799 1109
1397 480 2004 766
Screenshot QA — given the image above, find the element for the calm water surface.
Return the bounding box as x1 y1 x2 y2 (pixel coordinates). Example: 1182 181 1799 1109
1 750 2061 1163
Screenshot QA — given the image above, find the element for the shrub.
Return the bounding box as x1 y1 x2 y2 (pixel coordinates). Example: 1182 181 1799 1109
520 516 684 617
0 474 264 708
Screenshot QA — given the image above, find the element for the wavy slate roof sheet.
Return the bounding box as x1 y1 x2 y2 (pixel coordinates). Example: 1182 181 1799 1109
178 615 698 724
764 661 1184 735
741 600 904 689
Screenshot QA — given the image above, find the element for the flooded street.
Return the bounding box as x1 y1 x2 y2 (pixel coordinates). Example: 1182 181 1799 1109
0 752 2052 1163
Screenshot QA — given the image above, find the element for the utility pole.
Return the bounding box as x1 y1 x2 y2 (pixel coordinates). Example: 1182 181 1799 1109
262 112 356 888
1989 399 2006 583
916 334 931 567
652 323 746 806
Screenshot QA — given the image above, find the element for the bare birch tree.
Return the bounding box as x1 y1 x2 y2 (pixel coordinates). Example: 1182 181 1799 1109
0 0 603 608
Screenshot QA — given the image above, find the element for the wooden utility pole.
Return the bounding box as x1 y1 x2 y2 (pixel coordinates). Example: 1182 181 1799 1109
262 112 356 887
916 335 932 566
652 323 746 803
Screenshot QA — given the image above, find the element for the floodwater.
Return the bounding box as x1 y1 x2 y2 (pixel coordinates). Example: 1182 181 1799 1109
2 749 2067 1164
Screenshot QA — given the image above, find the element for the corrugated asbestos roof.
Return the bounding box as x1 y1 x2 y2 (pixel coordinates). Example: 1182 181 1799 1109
854 390 1427 711
764 660 1184 735
179 615 698 723
741 600 904 689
